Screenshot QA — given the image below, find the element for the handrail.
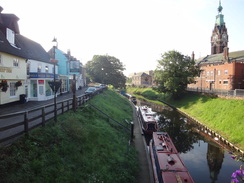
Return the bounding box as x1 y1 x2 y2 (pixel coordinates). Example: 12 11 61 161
88 103 130 132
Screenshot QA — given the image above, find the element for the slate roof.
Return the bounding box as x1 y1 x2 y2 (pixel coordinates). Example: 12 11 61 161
16 34 50 63
0 31 26 58
196 50 244 65
0 32 50 63
0 10 50 63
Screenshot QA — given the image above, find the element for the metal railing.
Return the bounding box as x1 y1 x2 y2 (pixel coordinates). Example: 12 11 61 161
187 87 244 98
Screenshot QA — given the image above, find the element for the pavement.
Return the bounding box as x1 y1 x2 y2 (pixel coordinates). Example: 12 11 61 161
0 88 154 183
0 88 87 115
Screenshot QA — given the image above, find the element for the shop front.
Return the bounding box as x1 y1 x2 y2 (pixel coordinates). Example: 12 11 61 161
28 72 58 101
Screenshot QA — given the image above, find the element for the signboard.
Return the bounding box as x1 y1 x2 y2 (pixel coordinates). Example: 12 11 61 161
38 80 44 84
30 72 58 79
48 81 62 93
70 60 80 73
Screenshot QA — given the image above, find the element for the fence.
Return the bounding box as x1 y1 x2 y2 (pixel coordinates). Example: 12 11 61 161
0 88 106 147
187 87 244 98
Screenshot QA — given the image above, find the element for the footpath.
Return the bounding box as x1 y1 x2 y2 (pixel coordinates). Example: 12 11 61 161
131 103 154 183
0 88 87 115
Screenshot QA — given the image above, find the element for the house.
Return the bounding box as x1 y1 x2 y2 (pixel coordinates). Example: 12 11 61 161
48 48 86 93
0 6 58 104
131 72 152 87
0 7 27 104
188 1 244 92
24 36 55 101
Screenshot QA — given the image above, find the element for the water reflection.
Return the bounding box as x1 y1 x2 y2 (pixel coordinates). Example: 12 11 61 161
137 99 243 183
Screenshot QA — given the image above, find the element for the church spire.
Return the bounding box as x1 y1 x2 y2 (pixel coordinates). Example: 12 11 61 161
218 0 223 14
211 0 228 55
215 0 224 26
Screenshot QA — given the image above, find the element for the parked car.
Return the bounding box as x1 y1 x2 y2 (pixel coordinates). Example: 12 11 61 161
85 87 96 94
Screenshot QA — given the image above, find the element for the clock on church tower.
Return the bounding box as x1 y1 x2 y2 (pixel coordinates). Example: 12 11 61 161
211 0 228 55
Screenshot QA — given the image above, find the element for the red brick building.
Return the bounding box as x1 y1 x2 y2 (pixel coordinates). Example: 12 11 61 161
188 1 244 91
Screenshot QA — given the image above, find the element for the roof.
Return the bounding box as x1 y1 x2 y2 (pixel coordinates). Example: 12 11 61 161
131 72 151 77
16 34 50 63
196 50 244 65
0 31 26 58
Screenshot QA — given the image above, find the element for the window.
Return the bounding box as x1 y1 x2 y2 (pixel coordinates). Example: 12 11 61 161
218 70 221 75
224 70 228 75
210 71 214 76
10 82 16 96
6 28 15 45
0 54 2 64
207 71 210 76
45 65 49 73
13 58 19 67
223 80 228 85
37 64 42 73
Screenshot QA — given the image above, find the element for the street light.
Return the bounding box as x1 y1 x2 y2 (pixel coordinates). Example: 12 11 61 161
48 37 60 123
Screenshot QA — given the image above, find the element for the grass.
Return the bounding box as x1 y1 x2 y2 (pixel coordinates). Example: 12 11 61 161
0 89 139 183
127 87 244 150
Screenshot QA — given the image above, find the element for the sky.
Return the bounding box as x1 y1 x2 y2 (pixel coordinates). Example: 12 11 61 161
1 0 244 76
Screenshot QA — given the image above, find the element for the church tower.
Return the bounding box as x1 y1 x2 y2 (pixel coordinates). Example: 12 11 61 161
211 0 228 55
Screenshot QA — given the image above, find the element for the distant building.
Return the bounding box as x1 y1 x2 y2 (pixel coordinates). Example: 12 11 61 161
188 1 244 91
130 72 153 87
48 48 86 92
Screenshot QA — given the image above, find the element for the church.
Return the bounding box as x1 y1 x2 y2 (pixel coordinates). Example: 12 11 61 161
188 1 244 92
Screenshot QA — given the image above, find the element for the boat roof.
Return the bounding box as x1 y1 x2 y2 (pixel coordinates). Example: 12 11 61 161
152 132 194 183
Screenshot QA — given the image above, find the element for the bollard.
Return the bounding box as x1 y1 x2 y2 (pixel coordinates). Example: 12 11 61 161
130 122 134 141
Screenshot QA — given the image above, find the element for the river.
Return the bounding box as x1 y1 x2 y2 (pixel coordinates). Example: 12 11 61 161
137 100 243 183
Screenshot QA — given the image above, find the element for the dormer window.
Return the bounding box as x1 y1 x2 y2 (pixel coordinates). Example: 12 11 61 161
6 28 15 45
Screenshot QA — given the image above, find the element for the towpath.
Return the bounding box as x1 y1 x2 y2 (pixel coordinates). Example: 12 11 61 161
131 103 154 183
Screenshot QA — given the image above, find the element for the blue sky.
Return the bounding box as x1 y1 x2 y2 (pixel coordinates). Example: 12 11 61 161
1 0 244 75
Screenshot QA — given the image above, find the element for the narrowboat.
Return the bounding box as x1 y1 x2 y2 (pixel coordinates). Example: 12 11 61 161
149 132 194 183
138 106 158 135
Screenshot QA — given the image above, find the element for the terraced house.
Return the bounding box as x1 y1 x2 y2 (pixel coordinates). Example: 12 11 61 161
188 1 244 93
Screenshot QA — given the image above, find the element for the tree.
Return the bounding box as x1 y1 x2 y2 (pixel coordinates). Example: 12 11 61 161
85 55 126 88
154 50 200 99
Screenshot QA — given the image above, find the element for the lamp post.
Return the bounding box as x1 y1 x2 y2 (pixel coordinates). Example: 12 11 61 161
52 38 58 122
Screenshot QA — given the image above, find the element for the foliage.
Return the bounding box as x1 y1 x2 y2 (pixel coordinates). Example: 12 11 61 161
154 50 200 99
15 80 22 89
0 90 138 183
0 80 9 92
85 55 126 88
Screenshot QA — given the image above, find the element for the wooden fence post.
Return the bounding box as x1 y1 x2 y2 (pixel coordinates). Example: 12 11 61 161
62 102 64 114
130 122 134 141
24 111 29 137
42 107 45 126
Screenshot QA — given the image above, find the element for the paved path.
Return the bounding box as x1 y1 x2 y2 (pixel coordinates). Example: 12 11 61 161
131 104 154 183
0 88 87 115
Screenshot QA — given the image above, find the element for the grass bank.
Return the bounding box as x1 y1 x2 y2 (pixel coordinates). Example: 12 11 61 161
0 89 139 183
126 87 244 150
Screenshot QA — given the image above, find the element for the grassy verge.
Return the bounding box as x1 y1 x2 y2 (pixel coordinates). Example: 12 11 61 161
0 89 139 183
126 87 244 150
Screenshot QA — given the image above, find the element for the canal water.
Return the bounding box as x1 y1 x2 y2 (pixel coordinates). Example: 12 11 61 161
137 100 243 183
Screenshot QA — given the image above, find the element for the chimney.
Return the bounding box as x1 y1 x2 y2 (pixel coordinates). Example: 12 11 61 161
191 51 195 61
0 6 3 24
223 47 229 61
